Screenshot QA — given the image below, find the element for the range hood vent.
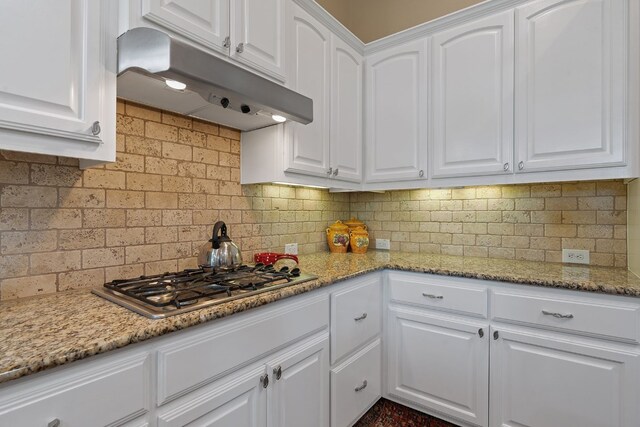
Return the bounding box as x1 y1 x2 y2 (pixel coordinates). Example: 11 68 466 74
117 28 313 131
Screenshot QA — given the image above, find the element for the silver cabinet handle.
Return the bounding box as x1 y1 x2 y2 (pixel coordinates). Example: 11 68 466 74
223 36 230 48
503 162 510 171
236 42 244 53
419 169 424 178
493 330 499 340
91 121 101 136
333 168 339 176
327 167 333 175
542 310 574 319
354 313 367 321
354 380 368 392
48 420 60 427
422 293 443 299
273 365 282 380
260 373 269 388
478 328 484 338
518 161 524 170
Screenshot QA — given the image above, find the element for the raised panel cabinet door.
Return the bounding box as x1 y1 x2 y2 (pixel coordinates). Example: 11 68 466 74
431 11 514 178
330 36 363 183
230 0 285 81
142 0 230 54
266 335 329 427
515 0 627 172
490 327 640 427
0 0 116 160
284 4 332 178
157 367 267 427
387 308 489 427
365 39 428 183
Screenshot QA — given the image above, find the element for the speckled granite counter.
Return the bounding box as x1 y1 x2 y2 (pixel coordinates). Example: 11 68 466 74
2 251 640 385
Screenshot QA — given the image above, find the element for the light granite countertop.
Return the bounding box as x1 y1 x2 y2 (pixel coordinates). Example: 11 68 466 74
2 250 640 385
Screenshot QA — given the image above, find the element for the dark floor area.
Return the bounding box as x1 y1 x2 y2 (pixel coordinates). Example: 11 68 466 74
354 399 459 427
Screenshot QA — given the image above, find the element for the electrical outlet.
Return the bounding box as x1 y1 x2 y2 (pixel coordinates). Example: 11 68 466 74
562 249 590 265
376 239 390 250
284 243 298 255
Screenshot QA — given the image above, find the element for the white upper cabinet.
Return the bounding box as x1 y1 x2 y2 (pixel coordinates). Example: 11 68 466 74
365 39 428 183
230 0 286 79
141 0 230 54
330 35 363 183
137 0 286 81
431 11 514 178
284 3 332 178
0 0 117 164
514 0 628 173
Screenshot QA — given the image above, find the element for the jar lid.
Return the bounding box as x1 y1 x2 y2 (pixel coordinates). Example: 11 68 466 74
343 217 365 229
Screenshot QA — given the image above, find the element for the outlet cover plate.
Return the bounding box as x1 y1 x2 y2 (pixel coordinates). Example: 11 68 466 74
376 239 390 250
562 249 590 265
284 243 298 255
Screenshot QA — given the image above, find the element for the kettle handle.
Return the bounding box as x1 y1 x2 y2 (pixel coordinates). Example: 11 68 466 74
211 221 226 249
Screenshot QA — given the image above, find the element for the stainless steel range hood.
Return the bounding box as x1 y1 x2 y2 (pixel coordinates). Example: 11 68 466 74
116 27 313 131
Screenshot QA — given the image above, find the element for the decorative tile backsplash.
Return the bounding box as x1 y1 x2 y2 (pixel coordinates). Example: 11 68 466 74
350 182 627 267
0 101 628 300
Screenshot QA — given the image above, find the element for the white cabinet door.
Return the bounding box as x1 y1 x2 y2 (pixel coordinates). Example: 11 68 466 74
230 0 285 81
431 11 514 178
157 366 267 427
0 0 117 163
514 0 627 172
387 307 488 427
284 3 332 178
267 335 329 427
365 39 428 183
330 36 363 183
490 326 640 427
142 0 230 55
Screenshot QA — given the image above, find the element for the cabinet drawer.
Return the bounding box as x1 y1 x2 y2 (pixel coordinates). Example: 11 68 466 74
491 289 640 343
157 293 328 404
388 272 488 318
331 275 382 363
331 339 381 427
0 352 150 427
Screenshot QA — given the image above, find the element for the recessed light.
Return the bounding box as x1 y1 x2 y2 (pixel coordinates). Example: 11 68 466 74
272 114 287 123
165 79 187 90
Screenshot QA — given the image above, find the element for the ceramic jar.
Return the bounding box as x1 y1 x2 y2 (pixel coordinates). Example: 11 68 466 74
343 217 367 232
326 220 350 253
349 226 370 254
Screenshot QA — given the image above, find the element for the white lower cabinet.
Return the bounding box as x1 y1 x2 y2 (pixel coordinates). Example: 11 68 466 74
266 334 329 427
331 339 382 427
490 326 640 427
386 306 489 426
157 332 329 427
157 365 268 427
384 272 640 427
0 350 151 427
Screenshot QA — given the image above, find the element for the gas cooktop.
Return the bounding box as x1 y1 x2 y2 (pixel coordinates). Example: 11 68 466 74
92 264 318 319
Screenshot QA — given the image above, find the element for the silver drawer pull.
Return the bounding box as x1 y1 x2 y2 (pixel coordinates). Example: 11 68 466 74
354 313 367 321
422 293 443 299
48 420 60 427
542 310 574 319
354 380 368 392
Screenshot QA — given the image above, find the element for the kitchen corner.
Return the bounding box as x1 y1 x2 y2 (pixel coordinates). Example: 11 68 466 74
1 0 640 426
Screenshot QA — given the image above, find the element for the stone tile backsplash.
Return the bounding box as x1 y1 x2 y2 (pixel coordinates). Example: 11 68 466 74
0 101 628 300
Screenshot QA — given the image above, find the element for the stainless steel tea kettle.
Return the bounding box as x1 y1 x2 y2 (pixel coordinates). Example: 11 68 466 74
198 221 242 269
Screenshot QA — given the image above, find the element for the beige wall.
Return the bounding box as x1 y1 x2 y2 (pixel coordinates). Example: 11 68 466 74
0 102 629 301
629 179 640 277
317 0 485 43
